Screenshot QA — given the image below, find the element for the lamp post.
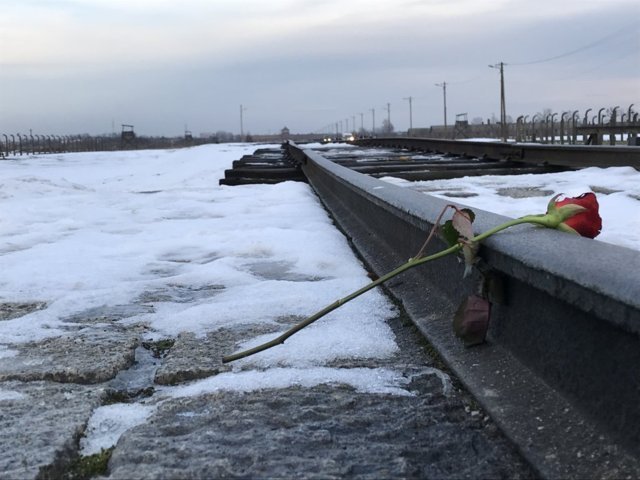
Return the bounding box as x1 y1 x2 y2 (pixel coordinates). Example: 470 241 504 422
403 96 413 134
435 82 447 136
386 102 391 134
371 108 376 136
489 62 507 142
239 104 247 141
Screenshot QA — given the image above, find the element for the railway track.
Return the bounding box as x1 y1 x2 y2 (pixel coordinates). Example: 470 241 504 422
221 140 640 478
220 137 639 186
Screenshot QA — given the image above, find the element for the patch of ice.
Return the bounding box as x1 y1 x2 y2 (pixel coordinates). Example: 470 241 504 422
161 367 416 398
0 388 27 401
0 345 18 359
80 403 156 456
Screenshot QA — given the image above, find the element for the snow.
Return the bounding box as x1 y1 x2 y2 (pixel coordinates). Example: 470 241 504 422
161 367 421 399
0 145 397 347
3 142 635 453
0 387 26 402
0 143 413 452
80 403 156 456
380 166 640 251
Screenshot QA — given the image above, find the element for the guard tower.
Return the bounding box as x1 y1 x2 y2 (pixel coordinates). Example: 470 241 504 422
121 124 136 149
453 113 469 139
280 126 290 141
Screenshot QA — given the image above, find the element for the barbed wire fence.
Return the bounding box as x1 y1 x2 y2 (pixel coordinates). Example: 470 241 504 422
0 129 219 159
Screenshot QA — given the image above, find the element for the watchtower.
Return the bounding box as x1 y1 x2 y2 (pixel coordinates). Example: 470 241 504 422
281 126 290 140
453 113 469 139
121 124 136 149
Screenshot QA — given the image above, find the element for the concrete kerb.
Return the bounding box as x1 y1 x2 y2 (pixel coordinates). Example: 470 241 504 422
286 142 640 479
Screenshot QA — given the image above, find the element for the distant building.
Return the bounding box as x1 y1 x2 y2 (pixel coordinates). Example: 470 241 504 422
281 126 290 140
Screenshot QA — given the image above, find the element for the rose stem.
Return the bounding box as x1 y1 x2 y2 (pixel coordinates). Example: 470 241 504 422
221 215 546 364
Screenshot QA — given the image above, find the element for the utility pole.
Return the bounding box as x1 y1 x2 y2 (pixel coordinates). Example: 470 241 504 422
360 113 364 132
489 62 507 142
386 102 391 133
435 82 447 135
403 96 413 132
240 104 247 140
371 108 376 135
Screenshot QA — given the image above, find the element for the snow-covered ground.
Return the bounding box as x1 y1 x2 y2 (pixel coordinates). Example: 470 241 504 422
1 144 410 453
1 143 637 454
0 143 398 349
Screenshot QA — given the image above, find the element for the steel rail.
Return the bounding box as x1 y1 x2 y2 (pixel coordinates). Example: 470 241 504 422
355 137 640 168
284 141 640 479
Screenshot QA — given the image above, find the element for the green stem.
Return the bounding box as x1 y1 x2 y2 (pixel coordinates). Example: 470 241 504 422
470 215 548 243
221 215 547 364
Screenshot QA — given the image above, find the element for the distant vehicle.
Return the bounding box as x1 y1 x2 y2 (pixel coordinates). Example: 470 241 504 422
343 133 355 142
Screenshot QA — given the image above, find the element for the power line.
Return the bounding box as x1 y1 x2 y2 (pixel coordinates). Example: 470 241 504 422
508 22 638 66
553 47 639 81
446 73 487 86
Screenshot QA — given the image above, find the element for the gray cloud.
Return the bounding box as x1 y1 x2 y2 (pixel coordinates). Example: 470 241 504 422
0 0 637 136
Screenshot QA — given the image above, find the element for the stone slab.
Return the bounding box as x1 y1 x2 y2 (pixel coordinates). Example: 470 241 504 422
106 312 536 479
0 327 138 384
108 381 532 479
0 381 103 479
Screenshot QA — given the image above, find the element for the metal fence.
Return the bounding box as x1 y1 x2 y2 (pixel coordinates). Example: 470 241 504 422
0 132 218 159
409 103 639 145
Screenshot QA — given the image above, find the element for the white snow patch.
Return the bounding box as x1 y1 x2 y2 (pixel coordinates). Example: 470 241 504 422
0 345 18 359
1 144 398 355
0 388 26 401
80 403 156 456
162 367 416 398
0 144 405 405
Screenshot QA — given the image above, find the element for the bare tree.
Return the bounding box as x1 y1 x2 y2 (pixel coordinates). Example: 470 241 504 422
381 119 394 134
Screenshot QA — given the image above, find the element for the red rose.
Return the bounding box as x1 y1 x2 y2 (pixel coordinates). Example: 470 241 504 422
553 193 602 239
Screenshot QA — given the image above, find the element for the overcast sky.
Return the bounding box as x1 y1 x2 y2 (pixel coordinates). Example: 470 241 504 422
1 0 638 136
